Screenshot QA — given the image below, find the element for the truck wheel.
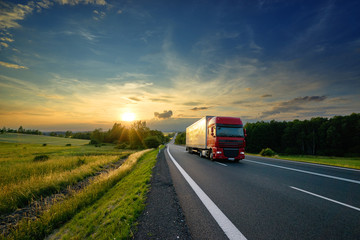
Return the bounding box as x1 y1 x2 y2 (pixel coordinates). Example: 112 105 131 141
210 152 214 161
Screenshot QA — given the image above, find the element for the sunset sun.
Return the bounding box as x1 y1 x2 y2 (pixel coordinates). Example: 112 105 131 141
121 112 136 122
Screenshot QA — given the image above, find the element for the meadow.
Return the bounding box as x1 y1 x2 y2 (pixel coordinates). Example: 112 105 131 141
0 133 90 146
0 134 159 239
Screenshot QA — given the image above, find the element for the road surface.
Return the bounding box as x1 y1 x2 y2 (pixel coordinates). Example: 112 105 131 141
165 142 360 240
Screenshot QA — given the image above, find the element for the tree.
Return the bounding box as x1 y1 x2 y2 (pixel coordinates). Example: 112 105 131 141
65 131 72 138
18 126 24 133
144 136 161 148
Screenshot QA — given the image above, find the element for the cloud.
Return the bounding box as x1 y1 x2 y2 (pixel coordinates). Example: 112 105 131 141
0 61 28 69
54 0 106 6
0 2 34 29
183 101 201 106
0 0 107 31
0 37 13 42
150 98 171 102
154 110 173 119
261 94 272 98
0 42 9 47
261 96 327 118
190 107 209 111
128 97 140 102
93 9 106 21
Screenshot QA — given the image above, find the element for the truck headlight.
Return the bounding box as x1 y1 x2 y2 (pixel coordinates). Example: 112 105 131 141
216 151 222 154
240 152 244 154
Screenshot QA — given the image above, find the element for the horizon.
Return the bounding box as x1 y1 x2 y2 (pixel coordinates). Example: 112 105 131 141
1 0 359 132
2 113 358 133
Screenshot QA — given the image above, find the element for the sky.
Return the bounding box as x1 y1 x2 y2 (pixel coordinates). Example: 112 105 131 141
0 0 359 132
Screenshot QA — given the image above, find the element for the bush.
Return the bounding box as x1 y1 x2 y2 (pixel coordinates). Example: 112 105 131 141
65 144 72 146
175 132 186 145
144 136 161 148
116 143 129 149
77 157 86 166
33 155 50 162
260 148 276 157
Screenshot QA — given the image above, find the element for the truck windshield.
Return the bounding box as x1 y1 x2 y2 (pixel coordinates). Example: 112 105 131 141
216 124 244 137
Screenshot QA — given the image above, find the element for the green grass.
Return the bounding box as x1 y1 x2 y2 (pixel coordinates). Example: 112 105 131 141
0 142 133 214
0 133 90 146
48 148 159 240
246 153 360 169
3 149 156 240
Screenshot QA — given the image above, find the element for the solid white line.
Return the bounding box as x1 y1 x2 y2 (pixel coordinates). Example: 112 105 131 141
216 162 228 167
244 159 360 185
290 186 360 212
247 156 360 172
167 146 247 240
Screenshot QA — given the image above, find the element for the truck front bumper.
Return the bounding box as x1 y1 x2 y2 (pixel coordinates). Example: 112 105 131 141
213 147 245 160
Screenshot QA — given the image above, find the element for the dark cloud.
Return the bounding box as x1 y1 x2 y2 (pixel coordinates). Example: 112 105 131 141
154 110 173 119
261 96 327 118
295 96 327 102
129 97 140 101
261 94 272 98
190 107 209 111
150 98 170 102
183 101 201 106
232 100 248 104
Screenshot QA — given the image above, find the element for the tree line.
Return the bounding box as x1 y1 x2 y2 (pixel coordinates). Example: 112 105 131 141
245 113 360 157
89 121 172 149
0 126 42 135
174 113 360 157
1 122 172 149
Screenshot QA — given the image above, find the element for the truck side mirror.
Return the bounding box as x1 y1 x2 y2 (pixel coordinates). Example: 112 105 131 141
244 128 247 137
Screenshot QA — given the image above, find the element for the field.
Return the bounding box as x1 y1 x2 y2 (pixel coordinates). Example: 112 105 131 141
0 133 90 146
0 134 159 239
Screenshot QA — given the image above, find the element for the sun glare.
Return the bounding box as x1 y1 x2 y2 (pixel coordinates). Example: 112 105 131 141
122 112 136 122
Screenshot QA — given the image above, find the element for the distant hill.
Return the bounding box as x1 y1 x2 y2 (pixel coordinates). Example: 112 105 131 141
0 133 89 146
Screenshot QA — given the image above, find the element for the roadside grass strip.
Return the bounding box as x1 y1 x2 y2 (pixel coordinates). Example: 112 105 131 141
48 148 159 240
2 149 153 240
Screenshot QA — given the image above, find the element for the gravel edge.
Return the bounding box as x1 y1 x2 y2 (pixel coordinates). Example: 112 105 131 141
134 147 192 239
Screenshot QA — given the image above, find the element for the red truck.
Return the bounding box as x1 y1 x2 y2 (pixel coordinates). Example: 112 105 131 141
185 116 246 162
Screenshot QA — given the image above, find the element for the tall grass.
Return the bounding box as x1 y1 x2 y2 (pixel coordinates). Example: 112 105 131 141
0 143 132 214
3 149 153 240
50 149 159 239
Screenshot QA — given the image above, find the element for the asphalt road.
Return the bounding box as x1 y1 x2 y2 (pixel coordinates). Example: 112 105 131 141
165 142 360 240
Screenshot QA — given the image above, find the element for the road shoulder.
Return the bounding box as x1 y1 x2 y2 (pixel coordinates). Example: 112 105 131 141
134 148 192 239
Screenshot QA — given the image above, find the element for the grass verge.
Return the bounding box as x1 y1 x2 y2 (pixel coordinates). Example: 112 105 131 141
246 153 360 169
49 147 160 239
2 149 154 240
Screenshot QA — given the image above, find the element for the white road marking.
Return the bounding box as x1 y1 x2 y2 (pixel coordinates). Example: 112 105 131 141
167 146 247 240
290 186 360 212
248 156 360 172
216 162 228 167
244 159 360 185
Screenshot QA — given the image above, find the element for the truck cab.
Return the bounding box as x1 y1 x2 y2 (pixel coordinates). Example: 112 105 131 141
207 117 246 161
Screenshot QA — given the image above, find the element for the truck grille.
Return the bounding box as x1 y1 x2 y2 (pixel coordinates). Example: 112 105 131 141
219 140 243 148
223 148 239 158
